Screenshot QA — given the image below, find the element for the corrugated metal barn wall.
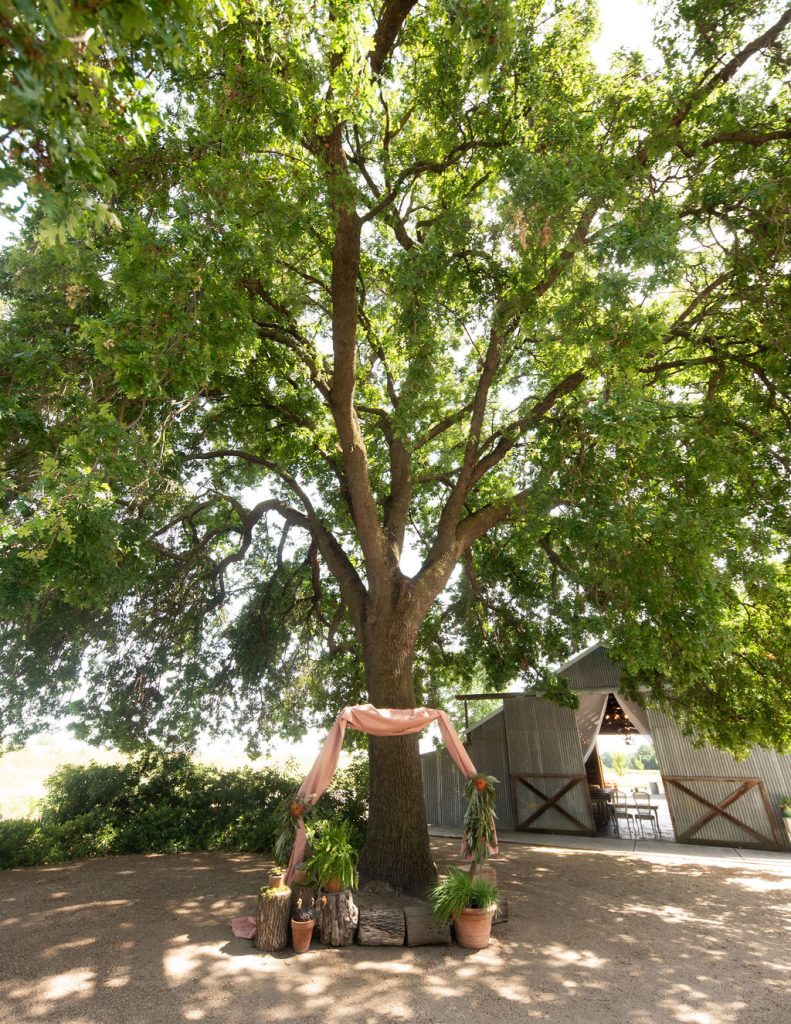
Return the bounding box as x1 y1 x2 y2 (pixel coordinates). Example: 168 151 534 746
466 709 516 831
648 710 791 851
420 708 516 830
560 644 623 691
420 747 466 828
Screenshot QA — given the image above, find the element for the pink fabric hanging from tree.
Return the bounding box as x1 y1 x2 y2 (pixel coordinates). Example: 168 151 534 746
230 704 494 940
285 704 486 883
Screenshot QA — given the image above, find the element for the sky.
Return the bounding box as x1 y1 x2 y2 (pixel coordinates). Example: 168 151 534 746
1 1 660 761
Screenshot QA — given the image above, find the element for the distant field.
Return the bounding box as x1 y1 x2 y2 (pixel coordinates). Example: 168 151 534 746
0 736 126 820
0 732 335 821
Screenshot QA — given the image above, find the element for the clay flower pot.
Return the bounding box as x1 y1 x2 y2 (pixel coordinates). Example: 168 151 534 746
291 918 315 953
293 868 309 885
323 877 343 893
453 906 495 949
268 871 285 889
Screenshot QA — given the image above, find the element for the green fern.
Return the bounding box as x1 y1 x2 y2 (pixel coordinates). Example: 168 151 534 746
305 819 359 891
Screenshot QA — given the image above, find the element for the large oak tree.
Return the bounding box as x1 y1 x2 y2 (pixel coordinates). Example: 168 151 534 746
1 0 790 890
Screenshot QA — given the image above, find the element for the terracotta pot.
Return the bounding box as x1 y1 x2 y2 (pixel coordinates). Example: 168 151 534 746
323 877 343 893
291 918 315 953
453 906 495 949
293 869 309 885
268 871 285 889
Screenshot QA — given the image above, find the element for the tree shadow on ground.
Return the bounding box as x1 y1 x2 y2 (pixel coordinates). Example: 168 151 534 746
1 841 789 1024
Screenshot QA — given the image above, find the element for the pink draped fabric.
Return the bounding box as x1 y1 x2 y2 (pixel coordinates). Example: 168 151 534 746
284 704 483 883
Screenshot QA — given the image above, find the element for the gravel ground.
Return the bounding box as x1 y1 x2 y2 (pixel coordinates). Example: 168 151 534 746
1 838 789 1024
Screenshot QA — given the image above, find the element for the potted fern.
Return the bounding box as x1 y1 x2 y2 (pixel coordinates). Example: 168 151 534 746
305 819 359 892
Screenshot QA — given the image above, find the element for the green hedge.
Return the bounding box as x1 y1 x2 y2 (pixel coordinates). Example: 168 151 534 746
0 750 368 869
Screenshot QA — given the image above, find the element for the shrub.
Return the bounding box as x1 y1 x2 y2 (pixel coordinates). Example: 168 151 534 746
0 750 369 869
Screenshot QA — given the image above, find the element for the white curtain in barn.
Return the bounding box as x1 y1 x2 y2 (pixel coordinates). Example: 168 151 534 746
575 692 652 759
575 693 608 761
614 693 651 737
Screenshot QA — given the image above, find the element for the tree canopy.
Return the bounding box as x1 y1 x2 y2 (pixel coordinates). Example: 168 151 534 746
2 0 790 767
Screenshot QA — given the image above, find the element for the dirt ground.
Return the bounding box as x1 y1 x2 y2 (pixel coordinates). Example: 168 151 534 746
1 839 789 1024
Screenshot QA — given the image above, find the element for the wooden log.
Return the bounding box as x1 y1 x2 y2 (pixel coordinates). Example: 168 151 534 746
255 887 291 952
357 906 405 946
317 890 358 947
404 904 451 946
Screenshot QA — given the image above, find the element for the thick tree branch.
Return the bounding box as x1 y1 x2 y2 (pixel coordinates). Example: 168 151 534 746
426 312 515 562
702 125 791 148
369 0 420 75
414 401 475 449
637 6 791 162
470 369 588 486
184 448 366 627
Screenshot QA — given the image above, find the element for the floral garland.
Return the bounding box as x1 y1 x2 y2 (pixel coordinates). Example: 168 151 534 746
272 790 315 866
461 774 498 868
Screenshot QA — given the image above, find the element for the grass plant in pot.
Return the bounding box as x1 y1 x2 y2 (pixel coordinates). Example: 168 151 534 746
272 790 316 875
429 868 501 949
305 819 359 893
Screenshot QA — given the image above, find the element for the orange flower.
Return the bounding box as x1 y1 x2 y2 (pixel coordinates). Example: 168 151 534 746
474 777 488 792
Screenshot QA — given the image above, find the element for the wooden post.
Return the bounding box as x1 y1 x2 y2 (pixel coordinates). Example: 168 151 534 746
255 887 291 952
317 890 358 946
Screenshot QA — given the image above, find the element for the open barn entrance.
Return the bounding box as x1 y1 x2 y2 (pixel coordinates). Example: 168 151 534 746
584 694 675 841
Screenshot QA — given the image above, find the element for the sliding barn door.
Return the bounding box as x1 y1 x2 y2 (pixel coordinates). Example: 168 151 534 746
505 695 595 836
649 711 786 851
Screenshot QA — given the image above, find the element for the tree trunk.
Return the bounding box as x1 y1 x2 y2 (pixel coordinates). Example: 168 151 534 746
357 607 437 896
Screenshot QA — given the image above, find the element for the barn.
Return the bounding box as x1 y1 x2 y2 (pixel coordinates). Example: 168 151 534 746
421 643 791 852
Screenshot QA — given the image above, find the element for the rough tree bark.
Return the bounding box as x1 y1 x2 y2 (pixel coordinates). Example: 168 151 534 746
357 595 437 895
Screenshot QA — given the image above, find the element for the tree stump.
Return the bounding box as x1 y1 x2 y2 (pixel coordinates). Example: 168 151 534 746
357 906 405 946
317 890 358 947
255 888 291 952
403 904 451 946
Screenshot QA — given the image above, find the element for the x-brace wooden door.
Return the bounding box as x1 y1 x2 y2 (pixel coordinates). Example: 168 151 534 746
511 773 595 835
663 776 782 850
